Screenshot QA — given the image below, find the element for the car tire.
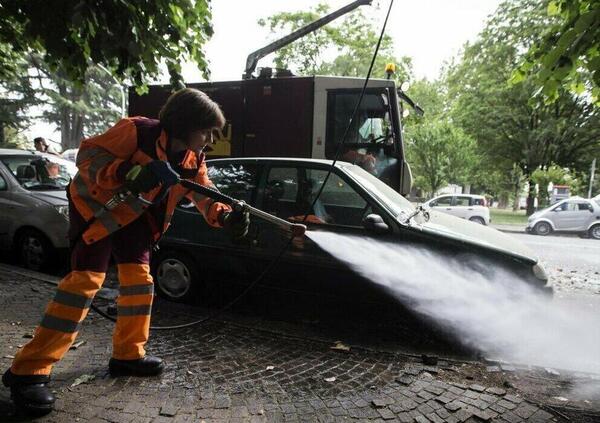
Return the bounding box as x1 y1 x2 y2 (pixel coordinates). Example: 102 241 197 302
589 225 600 240
15 228 56 272
152 250 205 304
468 216 486 225
533 221 552 236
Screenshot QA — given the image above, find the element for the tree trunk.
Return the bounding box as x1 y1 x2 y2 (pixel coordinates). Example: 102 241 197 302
512 181 520 212
526 178 536 216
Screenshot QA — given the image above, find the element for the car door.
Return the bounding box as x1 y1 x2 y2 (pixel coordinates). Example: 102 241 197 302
551 201 581 230
573 201 595 231
162 160 263 287
252 162 394 304
0 170 14 248
452 196 472 220
429 195 454 216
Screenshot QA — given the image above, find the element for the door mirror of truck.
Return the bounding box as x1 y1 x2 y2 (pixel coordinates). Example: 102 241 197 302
363 214 390 234
400 161 413 197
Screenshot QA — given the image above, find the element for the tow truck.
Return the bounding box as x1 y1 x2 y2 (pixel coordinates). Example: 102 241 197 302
128 0 422 195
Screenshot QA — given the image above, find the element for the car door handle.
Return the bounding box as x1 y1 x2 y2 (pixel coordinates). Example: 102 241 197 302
468 208 473 210
446 208 452 210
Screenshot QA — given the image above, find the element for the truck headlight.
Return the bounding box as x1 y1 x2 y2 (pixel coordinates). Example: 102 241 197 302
54 205 69 221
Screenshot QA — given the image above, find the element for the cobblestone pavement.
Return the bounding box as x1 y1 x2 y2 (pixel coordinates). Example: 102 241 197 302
1 264 598 422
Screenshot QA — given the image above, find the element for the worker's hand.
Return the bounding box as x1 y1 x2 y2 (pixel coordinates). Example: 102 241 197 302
125 161 179 194
221 208 250 239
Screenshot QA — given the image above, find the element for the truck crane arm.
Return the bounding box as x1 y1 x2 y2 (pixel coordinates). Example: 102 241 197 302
244 0 372 79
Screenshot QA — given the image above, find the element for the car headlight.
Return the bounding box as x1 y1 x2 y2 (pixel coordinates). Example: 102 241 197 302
54 205 69 220
532 263 550 284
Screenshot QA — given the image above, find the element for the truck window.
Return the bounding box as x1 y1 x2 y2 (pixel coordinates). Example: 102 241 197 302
325 88 400 191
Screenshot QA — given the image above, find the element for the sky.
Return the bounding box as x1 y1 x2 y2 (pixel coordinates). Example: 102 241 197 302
26 0 502 145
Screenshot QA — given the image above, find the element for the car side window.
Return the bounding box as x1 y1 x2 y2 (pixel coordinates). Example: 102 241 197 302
455 196 470 207
565 202 578 212
471 197 485 206
264 166 369 227
577 202 592 212
305 168 368 226
0 174 6 191
207 163 259 205
435 196 452 206
264 167 300 219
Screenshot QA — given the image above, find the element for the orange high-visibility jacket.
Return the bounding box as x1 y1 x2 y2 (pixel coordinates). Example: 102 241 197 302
70 117 230 244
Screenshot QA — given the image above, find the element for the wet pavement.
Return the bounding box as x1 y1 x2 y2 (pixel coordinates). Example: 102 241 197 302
1 264 599 422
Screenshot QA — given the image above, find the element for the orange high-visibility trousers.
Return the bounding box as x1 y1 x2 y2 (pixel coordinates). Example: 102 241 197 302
10 204 156 376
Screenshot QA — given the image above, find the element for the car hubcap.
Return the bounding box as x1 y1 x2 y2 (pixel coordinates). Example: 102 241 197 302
593 226 600 239
156 259 191 298
22 236 44 269
537 223 549 234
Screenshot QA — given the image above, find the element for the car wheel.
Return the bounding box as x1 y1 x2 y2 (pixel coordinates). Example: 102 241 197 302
16 228 55 272
468 216 486 225
533 221 552 236
589 225 600 240
153 251 204 303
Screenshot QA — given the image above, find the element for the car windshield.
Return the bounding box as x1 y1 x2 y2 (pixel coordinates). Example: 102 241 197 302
343 164 414 218
1 154 76 190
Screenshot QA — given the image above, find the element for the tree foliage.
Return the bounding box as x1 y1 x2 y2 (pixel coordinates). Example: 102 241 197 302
258 3 412 82
515 0 600 104
405 119 478 197
0 0 215 90
446 0 600 214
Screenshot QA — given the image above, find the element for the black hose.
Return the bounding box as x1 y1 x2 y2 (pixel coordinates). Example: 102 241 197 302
91 0 395 330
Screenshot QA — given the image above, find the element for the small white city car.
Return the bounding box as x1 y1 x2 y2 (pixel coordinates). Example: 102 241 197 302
526 196 600 239
422 194 490 225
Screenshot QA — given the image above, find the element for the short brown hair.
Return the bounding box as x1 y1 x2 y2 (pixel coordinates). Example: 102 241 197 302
159 88 225 142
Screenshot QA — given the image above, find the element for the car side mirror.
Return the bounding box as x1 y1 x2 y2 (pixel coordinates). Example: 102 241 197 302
363 214 390 234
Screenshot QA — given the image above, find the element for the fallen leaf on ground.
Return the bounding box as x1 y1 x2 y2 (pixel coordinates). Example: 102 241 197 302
69 340 86 350
330 341 351 353
71 374 95 387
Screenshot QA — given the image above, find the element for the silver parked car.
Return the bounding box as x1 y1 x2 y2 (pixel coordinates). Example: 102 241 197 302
422 194 490 225
526 196 600 239
0 149 75 270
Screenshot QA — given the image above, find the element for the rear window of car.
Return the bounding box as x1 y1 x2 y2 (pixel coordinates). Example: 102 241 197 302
470 197 486 206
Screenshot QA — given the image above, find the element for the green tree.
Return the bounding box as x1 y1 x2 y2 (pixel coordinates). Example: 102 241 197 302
258 3 412 82
446 0 600 215
515 0 600 104
405 120 477 197
0 0 215 89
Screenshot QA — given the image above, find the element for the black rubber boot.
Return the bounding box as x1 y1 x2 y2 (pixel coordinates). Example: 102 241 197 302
2 369 55 416
108 356 164 377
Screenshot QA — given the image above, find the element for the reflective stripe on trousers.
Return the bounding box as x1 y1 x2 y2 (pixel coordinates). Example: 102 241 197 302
10 202 156 376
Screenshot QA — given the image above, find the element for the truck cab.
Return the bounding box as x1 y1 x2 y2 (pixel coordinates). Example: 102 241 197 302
128 75 412 195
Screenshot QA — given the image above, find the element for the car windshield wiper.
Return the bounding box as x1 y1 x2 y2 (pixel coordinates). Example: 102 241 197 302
402 205 430 225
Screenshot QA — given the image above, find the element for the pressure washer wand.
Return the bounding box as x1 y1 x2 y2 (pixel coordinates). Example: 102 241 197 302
178 179 307 238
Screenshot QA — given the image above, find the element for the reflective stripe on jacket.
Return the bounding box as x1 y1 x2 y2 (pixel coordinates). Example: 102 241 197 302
70 117 230 244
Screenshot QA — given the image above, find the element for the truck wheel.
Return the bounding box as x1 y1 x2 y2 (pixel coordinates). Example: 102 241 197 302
589 225 600 240
16 228 55 272
153 251 205 304
533 222 551 236
469 216 486 225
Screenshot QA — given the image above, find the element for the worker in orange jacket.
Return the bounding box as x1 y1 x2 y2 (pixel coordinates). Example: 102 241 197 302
2 88 250 416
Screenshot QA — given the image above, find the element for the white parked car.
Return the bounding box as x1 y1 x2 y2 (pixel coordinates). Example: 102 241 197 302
422 194 490 225
526 196 600 239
